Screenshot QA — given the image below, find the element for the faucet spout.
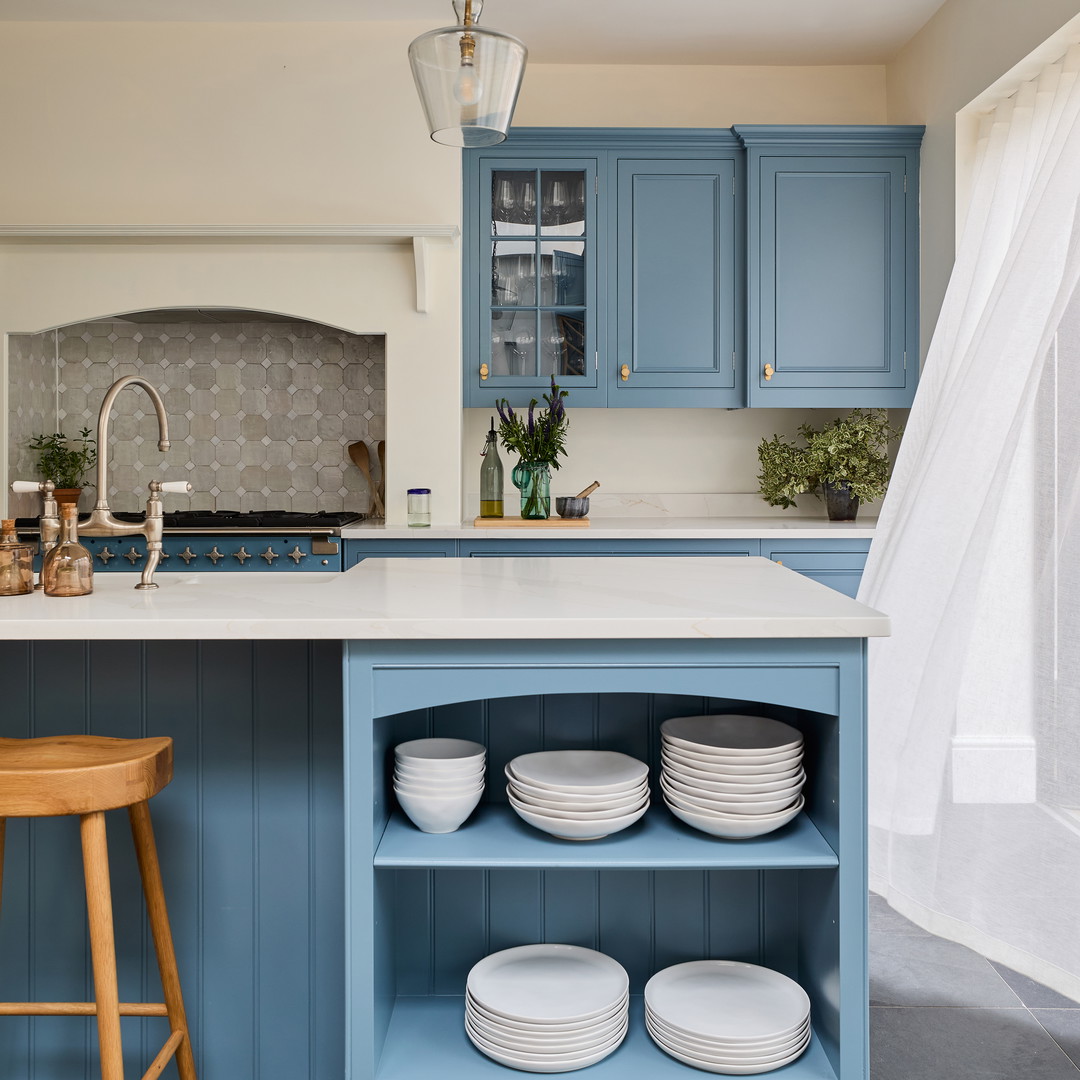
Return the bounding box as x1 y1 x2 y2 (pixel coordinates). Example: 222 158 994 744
93 376 170 511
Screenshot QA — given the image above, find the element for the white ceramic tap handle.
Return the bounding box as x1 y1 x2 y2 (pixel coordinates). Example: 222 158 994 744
160 481 192 494
11 480 42 493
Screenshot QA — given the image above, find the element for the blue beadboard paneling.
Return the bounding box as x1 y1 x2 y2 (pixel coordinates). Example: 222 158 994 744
0 641 344 1080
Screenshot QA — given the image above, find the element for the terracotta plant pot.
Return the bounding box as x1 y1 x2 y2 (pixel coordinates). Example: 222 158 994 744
52 488 82 509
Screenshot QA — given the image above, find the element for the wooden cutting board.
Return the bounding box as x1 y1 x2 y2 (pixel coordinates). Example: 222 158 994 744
472 516 589 528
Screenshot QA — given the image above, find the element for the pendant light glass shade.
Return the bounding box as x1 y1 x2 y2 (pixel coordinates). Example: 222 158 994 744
408 1 527 147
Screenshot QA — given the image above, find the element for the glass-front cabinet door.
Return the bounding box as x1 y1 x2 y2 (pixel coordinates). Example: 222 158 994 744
465 156 600 406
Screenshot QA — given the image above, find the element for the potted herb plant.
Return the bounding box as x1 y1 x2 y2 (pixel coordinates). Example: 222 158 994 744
27 428 97 508
496 378 570 519
756 409 902 521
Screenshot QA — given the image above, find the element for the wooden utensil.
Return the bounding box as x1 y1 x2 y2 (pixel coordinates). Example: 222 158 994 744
576 481 600 499
376 440 386 507
348 441 385 518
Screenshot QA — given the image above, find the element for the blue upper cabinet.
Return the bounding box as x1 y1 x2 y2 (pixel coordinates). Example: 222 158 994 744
612 155 743 407
464 146 603 407
735 125 924 408
464 126 922 409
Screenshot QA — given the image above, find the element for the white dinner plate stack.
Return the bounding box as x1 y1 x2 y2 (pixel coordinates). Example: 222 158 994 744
505 750 650 841
659 715 806 839
645 961 811 1075
465 944 630 1073
393 738 486 834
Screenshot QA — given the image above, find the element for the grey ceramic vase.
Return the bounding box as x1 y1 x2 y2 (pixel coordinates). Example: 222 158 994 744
822 481 860 521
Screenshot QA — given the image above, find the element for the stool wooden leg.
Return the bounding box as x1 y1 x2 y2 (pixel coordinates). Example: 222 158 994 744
129 801 197 1080
80 810 125 1080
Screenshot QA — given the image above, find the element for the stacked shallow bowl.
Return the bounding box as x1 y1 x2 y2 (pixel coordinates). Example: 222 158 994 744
465 944 629 1073
645 961 811 1074
659 715 805 839
393 738 485 834
505 750 650 841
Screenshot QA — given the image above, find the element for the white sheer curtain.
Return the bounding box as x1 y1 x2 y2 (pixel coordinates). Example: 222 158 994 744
860 44 1080 1001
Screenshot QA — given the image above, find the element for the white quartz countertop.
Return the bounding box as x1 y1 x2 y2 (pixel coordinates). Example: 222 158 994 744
0 556 889 641
341 516 877 540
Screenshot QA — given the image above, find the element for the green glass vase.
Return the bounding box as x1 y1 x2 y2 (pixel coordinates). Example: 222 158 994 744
511 461 551 520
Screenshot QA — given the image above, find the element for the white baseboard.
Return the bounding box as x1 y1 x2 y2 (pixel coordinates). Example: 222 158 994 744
950 735 1037 803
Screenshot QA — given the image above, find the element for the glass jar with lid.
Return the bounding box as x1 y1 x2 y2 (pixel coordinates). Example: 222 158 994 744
0 518 35 596
407 489 432 528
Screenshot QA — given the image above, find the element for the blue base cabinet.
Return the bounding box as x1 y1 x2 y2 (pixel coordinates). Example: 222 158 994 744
762 539 871 599
345 638 871 1080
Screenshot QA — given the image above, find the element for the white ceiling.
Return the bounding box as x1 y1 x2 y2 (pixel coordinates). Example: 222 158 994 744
0 0 949 65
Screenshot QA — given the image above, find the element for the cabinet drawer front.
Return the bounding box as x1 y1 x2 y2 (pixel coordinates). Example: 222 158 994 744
614 159 739 398
344 540 457 567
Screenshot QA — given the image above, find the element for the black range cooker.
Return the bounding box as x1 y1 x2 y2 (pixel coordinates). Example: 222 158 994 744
15 510 364 573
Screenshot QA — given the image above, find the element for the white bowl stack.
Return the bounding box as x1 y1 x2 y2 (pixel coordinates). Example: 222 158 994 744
645 961 811 1074
659 715 806 839
465 944 629 1073
393 738 486 834
505 750 650 841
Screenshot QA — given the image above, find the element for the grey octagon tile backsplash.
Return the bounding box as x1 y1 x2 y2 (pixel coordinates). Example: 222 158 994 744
8 318 385 516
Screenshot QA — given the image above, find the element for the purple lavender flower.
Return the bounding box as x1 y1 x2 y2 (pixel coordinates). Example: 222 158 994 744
528 402 535 436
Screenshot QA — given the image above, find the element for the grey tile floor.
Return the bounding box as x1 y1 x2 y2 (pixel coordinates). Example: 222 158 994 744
870 893 1080 1078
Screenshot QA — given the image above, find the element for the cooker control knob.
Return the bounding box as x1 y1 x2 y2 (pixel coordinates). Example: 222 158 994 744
178 546 197 565
260 546 279 565
97 546 116 565
287 546 306 564
233 546 252 564
123 547 144 565
206 546 225 565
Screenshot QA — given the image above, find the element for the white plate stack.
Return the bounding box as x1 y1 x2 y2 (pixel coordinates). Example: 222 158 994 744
645 961 812 1075
505 750 650 841
465 944 630 1073
659 715 806 839
393 738 486 834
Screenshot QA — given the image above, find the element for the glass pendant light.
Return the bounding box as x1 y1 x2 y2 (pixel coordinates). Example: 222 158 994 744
408 0 527 147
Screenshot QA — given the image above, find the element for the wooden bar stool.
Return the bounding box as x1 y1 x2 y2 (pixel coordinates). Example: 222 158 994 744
0 735 197 1080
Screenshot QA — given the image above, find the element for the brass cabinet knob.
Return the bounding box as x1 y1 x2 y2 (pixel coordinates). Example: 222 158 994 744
206 546 224 565
763 363 775 382
620 364 630 382
480 363 490 381
233 546 252 564
178 546 197 565
97 546 116 564
260 547 280 565
123 547 143 565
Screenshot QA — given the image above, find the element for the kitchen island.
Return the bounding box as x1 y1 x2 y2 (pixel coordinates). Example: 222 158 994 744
0 557 887 1080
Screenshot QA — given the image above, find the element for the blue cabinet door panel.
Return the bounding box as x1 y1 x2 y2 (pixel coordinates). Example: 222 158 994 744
613 158 741 406
736 125 923 409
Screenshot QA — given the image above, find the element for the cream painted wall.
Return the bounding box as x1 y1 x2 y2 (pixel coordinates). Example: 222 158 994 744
0 21 455 224
886 0 1080 360
515 64 887 127
0 23 897 520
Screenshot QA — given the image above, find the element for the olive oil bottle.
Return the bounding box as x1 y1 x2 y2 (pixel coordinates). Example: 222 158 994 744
479 417 504 518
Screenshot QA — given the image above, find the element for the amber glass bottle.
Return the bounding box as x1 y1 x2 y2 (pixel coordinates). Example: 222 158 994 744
0 518 34 596
42 504 93 597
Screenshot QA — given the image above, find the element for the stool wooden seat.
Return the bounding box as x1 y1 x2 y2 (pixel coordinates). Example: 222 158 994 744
0 735 196 1080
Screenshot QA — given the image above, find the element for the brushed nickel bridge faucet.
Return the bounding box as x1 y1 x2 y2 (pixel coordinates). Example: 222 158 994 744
78 375 190 590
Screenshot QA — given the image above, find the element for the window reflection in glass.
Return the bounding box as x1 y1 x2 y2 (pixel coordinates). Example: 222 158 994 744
539 312 586 378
